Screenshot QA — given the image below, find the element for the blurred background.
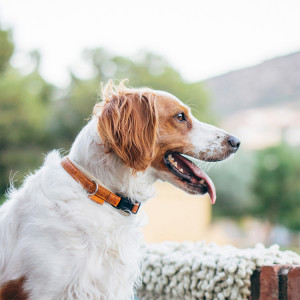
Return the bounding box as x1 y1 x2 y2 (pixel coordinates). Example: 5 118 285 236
0 0 299 252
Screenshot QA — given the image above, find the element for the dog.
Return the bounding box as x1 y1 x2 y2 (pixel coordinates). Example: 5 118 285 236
0 80 240 300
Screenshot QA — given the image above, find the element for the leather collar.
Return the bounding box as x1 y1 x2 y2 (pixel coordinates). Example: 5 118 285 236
61 156 141 214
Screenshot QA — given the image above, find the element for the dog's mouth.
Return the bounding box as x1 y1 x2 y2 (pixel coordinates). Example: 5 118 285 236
164 152 216 204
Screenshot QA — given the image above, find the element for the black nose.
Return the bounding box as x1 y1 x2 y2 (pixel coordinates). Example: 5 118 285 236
227 136 241 151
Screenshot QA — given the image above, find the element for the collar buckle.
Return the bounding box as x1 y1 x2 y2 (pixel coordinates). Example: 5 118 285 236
61 156 141 215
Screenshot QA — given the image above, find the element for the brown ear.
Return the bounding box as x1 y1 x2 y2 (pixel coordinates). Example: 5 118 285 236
97 86 158 172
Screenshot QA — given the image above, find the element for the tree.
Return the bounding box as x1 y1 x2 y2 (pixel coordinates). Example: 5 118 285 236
0 26 14 73
0 26 54 195
208 150 256 217
252 143 300 230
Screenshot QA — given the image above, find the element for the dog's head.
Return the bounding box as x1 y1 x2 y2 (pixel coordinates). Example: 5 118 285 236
94 80 240 204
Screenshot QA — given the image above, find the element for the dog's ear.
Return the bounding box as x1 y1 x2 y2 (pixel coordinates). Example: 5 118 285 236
97 90 158 172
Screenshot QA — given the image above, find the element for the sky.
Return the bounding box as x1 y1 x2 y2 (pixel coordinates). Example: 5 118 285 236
0 0 300 87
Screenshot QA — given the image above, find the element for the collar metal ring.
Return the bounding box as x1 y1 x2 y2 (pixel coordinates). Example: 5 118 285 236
88 180 99 196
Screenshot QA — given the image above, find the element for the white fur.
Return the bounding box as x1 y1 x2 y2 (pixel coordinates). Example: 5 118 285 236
190 116 231 160
0 118 155 300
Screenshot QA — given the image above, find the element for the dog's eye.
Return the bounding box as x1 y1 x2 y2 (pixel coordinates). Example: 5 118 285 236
175 112 186 122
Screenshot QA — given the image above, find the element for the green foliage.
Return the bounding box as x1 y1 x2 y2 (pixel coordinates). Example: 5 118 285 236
0 27 14 73
252 143 300 230
0 25 54 194
209 150 256 217
210 144 300 231
0 68 54 193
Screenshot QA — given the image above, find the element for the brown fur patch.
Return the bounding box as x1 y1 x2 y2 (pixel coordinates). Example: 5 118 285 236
97 91 158 172
151 94 194 171
0 277 28 300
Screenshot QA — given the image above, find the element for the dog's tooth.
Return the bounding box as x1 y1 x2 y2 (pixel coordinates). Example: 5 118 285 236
168 154 175 163
200 179 205 184
180 168 184 173
174 162 178 167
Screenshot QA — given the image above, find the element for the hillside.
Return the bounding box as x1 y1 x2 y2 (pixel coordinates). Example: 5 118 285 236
203 51 300 116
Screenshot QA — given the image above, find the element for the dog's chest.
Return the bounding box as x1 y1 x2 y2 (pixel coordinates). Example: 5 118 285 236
59 212 144 299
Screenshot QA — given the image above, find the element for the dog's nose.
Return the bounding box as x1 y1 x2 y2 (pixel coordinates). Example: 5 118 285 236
227 136 241 152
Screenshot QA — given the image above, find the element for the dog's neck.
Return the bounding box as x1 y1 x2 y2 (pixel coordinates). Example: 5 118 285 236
68 118 157 202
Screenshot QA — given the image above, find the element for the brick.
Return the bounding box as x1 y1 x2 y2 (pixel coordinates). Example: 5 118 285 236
260 265 282 300
287 266 300 300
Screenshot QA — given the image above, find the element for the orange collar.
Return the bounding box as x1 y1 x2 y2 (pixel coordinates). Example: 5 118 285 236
61 157 141 214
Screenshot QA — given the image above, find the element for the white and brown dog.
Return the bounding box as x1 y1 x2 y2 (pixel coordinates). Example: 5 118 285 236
0 80 240 300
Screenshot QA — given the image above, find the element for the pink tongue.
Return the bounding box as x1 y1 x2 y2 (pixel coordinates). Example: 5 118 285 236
178 155 217 204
